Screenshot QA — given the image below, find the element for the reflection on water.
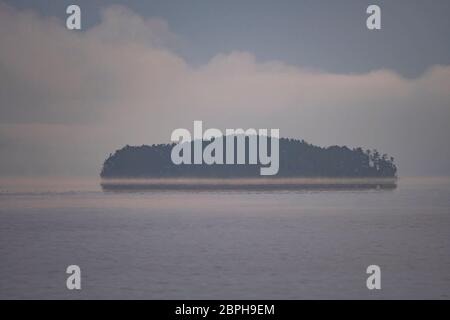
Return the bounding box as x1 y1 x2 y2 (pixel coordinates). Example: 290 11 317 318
100 177 398 192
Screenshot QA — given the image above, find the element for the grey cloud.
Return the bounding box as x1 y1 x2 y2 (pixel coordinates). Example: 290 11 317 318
0 4 449 177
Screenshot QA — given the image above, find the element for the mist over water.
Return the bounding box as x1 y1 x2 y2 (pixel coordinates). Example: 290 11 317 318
1 177 449 299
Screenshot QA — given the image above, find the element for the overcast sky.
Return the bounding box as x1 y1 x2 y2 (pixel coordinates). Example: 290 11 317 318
1 0 450 177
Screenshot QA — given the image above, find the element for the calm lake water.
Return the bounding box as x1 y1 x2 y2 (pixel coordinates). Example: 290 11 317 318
1 177 450 299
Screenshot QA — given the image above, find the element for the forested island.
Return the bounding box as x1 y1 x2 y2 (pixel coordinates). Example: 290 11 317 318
100 138 397 179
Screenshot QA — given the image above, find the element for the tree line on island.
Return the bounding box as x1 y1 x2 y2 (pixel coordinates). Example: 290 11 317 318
100 137 397 179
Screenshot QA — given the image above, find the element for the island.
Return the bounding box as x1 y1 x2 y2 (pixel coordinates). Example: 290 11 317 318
100 138 397 190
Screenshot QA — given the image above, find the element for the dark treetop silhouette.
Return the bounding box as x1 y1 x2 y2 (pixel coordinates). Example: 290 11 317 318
100 137 397 179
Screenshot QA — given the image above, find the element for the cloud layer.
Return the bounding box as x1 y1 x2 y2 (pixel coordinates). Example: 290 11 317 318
1 4 449 176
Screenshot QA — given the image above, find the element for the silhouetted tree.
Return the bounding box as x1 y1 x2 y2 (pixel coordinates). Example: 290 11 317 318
101 137 397 178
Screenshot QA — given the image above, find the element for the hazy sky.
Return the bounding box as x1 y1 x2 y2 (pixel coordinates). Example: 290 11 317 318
1 0 450 177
